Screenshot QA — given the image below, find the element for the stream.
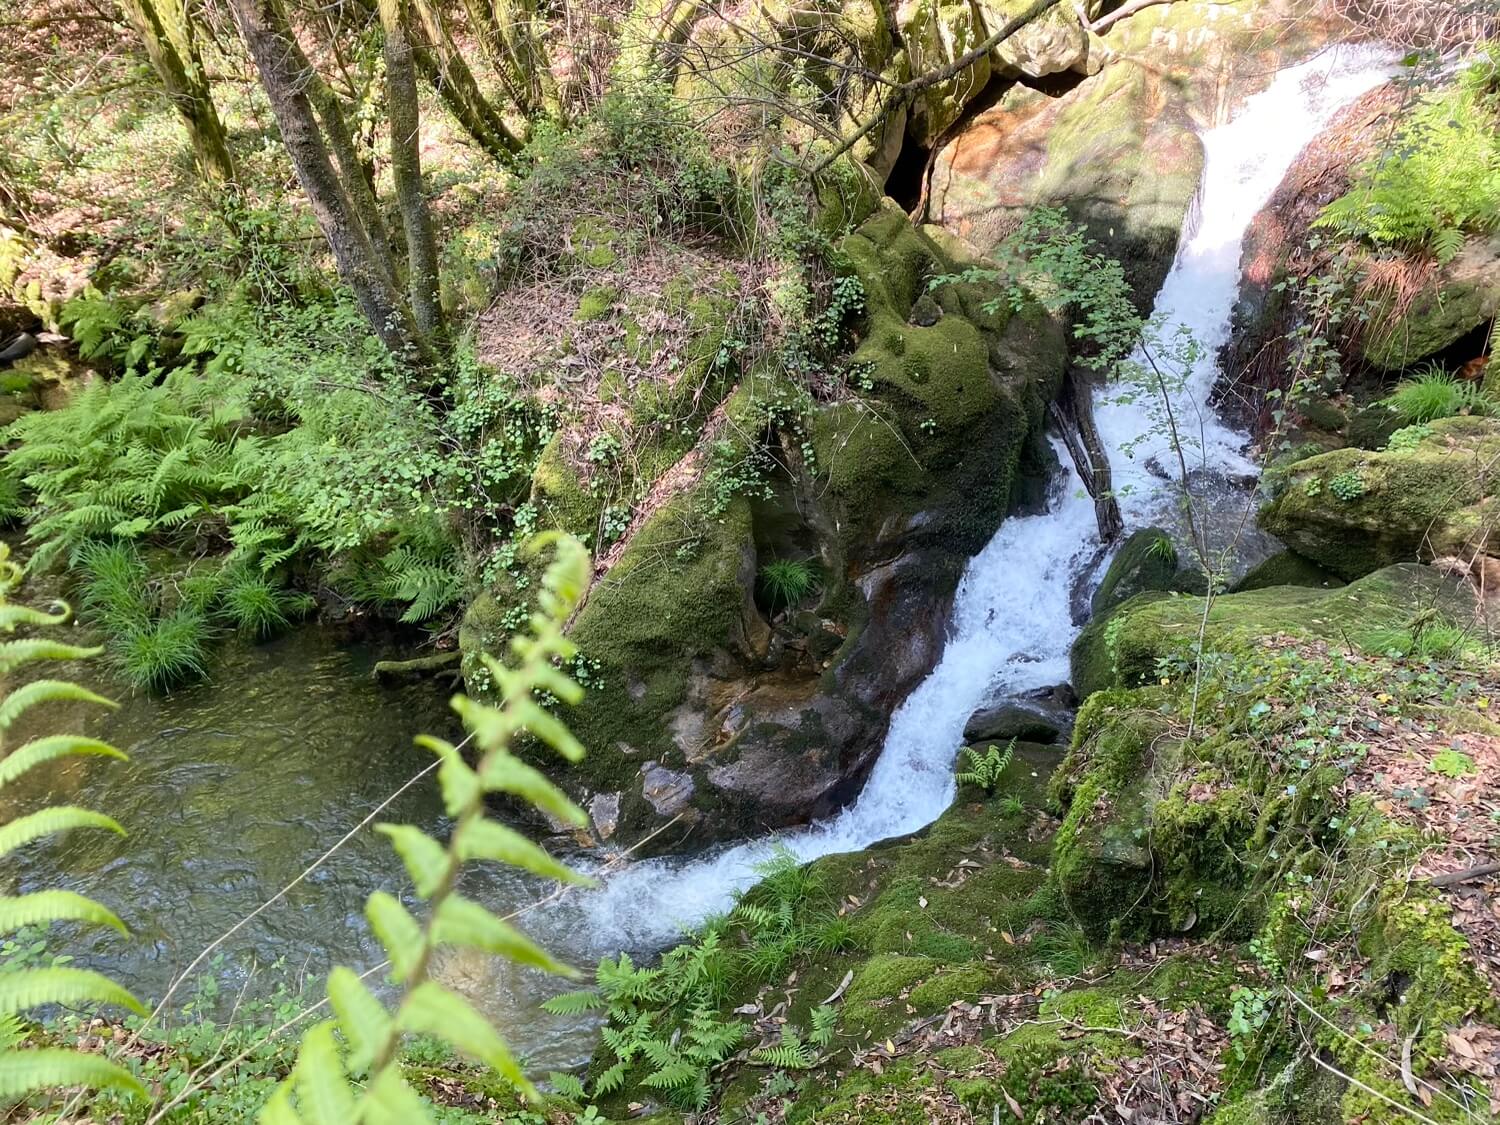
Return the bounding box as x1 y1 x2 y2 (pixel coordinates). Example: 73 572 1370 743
5 43 1396 1076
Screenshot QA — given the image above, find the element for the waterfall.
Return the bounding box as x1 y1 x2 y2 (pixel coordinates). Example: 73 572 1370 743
569 44 1399 952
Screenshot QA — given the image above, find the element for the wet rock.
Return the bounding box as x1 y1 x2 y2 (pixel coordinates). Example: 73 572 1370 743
962 697 1072 745
1259 417 1500 580
589 791 621 840
1090 527 1178 616
640 761 695 818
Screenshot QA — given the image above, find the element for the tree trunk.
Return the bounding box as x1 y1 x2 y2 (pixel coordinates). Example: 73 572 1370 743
409 0 524 156
229 0 424 359
303 68 401 289
380 0 444 338
119 0 236 183
461 0 536 115
490 0 561 119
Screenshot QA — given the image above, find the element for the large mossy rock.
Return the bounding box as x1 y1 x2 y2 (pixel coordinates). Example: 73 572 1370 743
1090 527 1178 616
1070 563 1472 701
929 0 1326 305
1258 416 1500 580
1363 235 1500 372
489 207 1066 848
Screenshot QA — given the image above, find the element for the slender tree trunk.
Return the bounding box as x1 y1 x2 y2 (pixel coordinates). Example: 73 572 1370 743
229 0 424 359
380 0 444 338
119 0 236 183
409 0 525 156
490 0 561 119
303 68 401 288
461 0 536 115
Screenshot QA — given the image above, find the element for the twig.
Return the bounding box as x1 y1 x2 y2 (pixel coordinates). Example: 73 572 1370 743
1428 861 1500 888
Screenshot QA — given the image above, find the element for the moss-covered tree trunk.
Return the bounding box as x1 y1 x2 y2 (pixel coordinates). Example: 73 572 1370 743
379 0 444 338
119 0 236 183
408 0 524 157
229 0 424 359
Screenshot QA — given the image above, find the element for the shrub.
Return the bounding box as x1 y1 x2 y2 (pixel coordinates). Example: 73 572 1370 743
1381 367 1490 423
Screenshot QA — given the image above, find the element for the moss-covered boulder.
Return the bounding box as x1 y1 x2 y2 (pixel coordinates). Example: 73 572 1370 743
510 207 1065 847
1070 563 1471 700
1258 416 1500 580
1231 549 1344 593
1363 234 1500 371
930 0 1328 305
1091 527 1178 615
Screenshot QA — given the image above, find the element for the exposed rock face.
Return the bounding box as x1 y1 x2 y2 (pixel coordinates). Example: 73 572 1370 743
1259 417 1500 581
498 206 1066 849
929 0 1331 305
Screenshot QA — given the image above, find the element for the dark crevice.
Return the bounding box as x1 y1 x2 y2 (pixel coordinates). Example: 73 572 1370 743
886 134 930 214
1017 67 1088 98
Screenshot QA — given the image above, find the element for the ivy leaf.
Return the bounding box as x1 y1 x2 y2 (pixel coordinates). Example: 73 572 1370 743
0 1047 146 1100
398 981 534 1099
433 895 579 977
376 824 449 898
365 893 423 981
457 817 590 884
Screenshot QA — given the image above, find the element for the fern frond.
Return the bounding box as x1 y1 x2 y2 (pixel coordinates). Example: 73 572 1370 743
0 890 126 935
0 806 124 858
0 1048 146 1100
0 967 145 1017
0 735 125 786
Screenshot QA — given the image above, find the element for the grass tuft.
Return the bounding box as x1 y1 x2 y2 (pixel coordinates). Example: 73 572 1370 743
757 558 819 614
118 608 211 692
1382 366 1490 424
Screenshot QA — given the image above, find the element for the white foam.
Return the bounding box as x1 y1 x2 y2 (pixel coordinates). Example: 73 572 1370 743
569 44 1399 950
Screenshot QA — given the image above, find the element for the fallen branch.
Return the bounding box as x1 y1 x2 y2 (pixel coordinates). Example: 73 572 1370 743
1428 861 1500 888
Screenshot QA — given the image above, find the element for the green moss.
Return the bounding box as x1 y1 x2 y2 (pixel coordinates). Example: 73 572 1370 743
1092 527 1178 614
529 433 604 541
575 284 620 321
1231 550 1344 593
1259 416 1500 579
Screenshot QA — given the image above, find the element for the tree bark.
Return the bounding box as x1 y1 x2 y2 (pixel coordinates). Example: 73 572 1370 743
229 0 424 358
303 68 401 290
380 0 444 338
410 0 524 156
119 0 236 183
489 0 561 119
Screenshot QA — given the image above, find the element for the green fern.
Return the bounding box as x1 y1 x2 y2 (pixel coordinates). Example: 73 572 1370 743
1381 366 1491 424
955 739 1015 794
0 541 145 1102
257 533 595 1123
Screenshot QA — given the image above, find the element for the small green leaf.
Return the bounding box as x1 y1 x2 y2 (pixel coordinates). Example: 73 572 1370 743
0 735 126 787
477 750 586 827
0 967 145 1017
509 698 586 763
362 1068 437 1125
376 824 450 898
364 892 424 981
257 1083 304 1125
0 806 124 859
292 1021 358 1125
0 1047 146 1100
457 818 590 885
0 680 117 731
0 890 126 935
433 895 578 977
414 735 481 817
326 966 391 1073
397 981 534 1099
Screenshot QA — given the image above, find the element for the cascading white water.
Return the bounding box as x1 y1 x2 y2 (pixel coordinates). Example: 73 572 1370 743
570 44 1398 951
